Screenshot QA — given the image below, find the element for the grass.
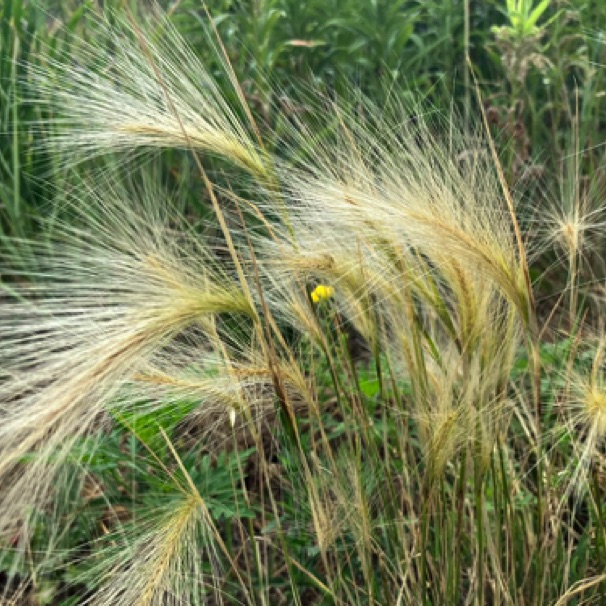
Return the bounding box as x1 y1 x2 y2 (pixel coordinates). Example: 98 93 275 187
2 1 606 605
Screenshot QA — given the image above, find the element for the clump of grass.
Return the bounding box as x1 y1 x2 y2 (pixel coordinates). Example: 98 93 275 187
2 6 606 605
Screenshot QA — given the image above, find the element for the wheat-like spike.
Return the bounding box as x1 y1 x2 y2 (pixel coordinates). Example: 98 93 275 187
0 183 256 540
30 9 268 179
263 95 534 328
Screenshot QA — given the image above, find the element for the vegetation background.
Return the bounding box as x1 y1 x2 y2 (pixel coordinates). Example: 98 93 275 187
2 0 606 604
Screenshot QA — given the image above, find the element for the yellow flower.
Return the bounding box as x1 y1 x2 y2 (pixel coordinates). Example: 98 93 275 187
311 284 334 303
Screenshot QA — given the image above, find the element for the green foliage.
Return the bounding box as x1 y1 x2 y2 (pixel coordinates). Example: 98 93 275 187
493 0 557 39
0 0 56 242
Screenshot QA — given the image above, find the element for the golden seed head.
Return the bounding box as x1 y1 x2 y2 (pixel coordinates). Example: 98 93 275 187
585 386 606 438
559 220 579 252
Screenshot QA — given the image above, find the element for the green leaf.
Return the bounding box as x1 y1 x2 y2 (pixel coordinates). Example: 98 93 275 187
525 0 552 31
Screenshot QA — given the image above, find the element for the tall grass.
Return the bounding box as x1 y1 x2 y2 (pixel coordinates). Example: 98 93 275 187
1 4 606 606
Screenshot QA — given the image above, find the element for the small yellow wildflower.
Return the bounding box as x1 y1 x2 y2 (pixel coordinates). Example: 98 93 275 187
311 284 335 304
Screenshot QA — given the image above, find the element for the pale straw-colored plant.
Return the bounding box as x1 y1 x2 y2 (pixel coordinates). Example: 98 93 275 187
6 5 602 605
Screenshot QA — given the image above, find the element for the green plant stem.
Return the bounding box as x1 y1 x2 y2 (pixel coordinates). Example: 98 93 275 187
453 448 468 605
592 468 606 576
474 456 485 606
531 338 545 606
